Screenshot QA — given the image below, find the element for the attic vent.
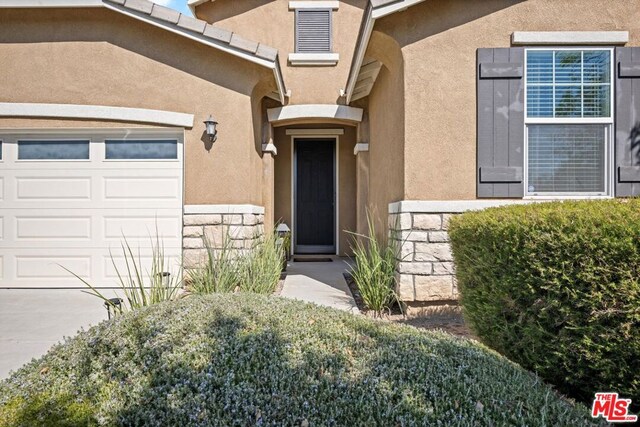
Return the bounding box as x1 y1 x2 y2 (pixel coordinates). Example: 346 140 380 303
295 9 332 53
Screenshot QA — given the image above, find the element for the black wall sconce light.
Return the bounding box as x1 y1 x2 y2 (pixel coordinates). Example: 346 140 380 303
204 115 218 143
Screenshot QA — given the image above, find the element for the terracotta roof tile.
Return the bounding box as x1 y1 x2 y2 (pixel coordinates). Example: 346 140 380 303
256 44 278 62
177 13 206 33
229 34 259 54
150 4 180 24
124 0 152 14
203 24 233 44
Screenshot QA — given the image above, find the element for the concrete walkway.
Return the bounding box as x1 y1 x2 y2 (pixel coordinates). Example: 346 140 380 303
0 289 115 379
280 257 359 313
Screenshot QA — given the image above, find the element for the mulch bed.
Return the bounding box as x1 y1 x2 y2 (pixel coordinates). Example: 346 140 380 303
273 273 286 296
343 273 474 339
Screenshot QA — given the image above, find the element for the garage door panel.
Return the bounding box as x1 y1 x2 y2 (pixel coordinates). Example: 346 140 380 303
104 215 180 240
0 135 184 288
1 172 181 210
16 216 92 240
1 245 181 288
3 210 181 248
16 177 92 200
104 176 181 201
15 255 91 279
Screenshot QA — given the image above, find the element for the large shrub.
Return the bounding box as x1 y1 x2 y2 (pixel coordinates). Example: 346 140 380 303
448 199 640 407
0 295 594 426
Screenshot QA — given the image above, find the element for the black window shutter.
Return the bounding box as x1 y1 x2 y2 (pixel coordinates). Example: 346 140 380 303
615 47 640 197
477 48 525 198
296 9 331 53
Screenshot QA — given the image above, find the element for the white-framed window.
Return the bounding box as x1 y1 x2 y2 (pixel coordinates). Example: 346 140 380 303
17 140 91 161
105 139 178 160
524 48 614 196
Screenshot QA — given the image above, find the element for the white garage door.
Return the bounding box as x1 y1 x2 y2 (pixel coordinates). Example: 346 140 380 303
0 130 183 288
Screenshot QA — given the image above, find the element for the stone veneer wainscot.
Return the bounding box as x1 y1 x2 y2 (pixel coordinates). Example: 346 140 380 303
182 205 265 272
389 199 547 303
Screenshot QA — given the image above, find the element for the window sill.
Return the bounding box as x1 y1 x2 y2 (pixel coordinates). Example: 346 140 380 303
289 1 340 10
288 53 339 66
523 195 613 200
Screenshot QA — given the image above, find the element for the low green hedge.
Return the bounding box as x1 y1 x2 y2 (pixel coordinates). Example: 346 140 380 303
0 295 594 426
449 199 640 408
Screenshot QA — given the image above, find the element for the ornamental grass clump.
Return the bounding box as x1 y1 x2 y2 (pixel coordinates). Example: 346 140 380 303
187 232 239 294
239 231 284 294
349 215 400 316
64 233 182 314
448 199 640 409
0 294 597 426
188 228 283 295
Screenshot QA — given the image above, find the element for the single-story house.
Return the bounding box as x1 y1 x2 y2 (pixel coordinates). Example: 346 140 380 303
0 0 638 304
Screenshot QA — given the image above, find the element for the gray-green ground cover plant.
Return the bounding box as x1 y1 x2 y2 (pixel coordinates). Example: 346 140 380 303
349 215 401 316
448 199 640 409
0 294 597 426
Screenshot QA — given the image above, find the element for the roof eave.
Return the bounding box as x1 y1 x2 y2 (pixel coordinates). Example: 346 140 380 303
345 0 427 104
104 2 288 103
0 0 288 104
187 0 210 16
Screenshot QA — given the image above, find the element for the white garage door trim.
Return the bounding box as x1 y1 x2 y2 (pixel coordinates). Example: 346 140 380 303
0 103 195 128
0 128 184 288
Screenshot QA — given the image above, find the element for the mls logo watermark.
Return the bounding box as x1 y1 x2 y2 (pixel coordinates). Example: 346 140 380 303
591 393 638 423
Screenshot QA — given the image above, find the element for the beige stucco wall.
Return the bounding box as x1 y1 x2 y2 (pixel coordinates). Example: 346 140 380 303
0 8 276 206
195 0 367 105
372 0 640 201
273 125 357 256
363 30 405 238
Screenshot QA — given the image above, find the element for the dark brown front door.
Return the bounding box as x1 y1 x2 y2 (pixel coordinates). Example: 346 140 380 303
294 139 335 254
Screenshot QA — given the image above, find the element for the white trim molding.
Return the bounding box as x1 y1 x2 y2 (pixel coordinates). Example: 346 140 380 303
268 104 363 124
286 128 344 136
289 1 339 10
512 31 629 45
290 133 340 255
262 143 278 155
187 0 209 14
0 0 102 6
353 142 369 155
0 102 195 127
389 198 613 214
370 0 426 19
288 53 339 66
184 204 265 215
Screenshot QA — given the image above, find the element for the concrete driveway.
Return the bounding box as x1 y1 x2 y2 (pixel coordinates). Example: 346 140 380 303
0 289 115 379
1 259 359 379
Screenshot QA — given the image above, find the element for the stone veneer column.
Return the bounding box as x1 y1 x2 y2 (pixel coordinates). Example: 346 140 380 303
182 205 265 271
389 199 539 303
389 209 457 302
